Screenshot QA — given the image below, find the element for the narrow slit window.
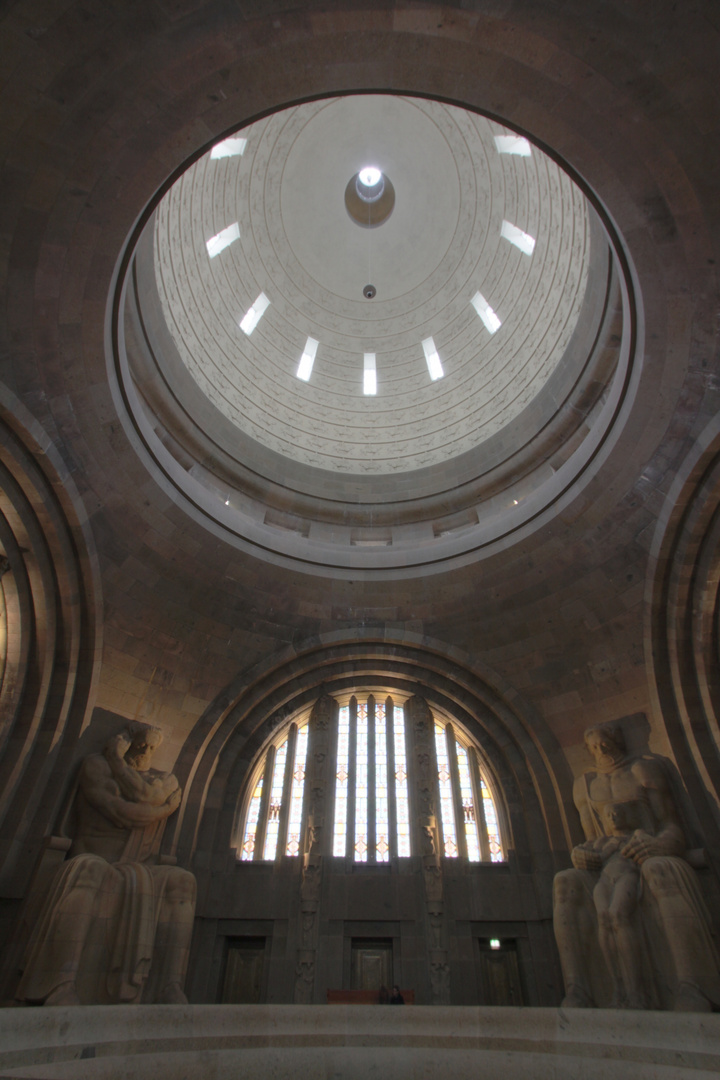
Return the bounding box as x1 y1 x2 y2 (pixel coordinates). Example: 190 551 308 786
240 292 270 335
285 725 308 856
206 221 240 258
262 739 288 860
393 706 411 857
240 776 263 861
354 701 369 861
333 706 350 857
435 723 458 857
501 220 536 255
494 134 531 156
363 353 377 395
211 136 247 159
375 702 389 862
456 743 481 862
481 778 504 862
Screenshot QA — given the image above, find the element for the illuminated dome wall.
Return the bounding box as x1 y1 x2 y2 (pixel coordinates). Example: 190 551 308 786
116 94 629 577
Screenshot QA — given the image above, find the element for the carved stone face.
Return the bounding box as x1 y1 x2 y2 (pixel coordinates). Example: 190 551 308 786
585 725 625 771
126 729 163 771
601 802 632 835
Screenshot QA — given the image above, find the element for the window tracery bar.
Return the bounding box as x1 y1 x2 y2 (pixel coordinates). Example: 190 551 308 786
375 701 389 862
286 724 308 856
263 738 289 860
393 705 411 857
354 701 369 861
434 723 458 857
456 743 481 862
333 705 351 857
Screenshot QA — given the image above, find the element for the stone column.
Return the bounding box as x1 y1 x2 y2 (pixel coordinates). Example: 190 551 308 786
293 693 334 1004
406 695 450 1005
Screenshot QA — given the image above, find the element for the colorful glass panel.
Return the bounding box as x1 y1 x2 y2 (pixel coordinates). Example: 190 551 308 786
481 777 504 862
375 702 389 862
456 742 481 861
393 706 411 857
262 739 288 860
285 725 308 856
435 724 458 857
333 705 350 856
240 775 263 860
354 701 368 861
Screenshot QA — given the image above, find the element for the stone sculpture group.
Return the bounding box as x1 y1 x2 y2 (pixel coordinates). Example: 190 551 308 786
17 723 195 1006
553 722 720 1011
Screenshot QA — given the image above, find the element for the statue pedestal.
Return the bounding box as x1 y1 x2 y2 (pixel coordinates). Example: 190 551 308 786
0 1004 718 1079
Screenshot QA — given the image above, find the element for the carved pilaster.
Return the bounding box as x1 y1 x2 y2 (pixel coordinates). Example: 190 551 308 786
293 693 335 1004
407 694 450 1004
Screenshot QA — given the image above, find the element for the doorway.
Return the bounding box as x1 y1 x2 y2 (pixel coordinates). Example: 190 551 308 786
351 938 393 991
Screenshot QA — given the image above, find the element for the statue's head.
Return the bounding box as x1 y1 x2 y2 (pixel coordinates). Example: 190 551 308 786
584 722 627 771
125 722 163 770
601 800 633 835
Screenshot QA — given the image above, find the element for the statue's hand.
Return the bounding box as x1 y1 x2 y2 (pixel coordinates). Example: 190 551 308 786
621 829 659 864
571 845 602 871
105 731 132 760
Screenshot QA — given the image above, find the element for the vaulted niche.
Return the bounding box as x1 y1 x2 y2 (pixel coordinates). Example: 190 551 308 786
109 93 638 578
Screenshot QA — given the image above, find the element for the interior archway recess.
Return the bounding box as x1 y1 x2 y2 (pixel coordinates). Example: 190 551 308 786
0 393 101 895
111 91 635 579
648 415 720 851
163 634 579 874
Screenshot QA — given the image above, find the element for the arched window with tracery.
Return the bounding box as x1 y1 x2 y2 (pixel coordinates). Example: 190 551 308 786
238 693 505 864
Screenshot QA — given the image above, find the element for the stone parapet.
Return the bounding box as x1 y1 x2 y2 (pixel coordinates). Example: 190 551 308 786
0 1004 718 1079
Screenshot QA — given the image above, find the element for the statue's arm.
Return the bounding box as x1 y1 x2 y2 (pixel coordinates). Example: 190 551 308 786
103 732 152 802
621 759 686 863
103 732 177 806
79 756 181 830
570 774 603 870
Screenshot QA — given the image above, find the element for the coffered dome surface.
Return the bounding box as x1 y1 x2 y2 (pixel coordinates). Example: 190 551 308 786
153 96 592 475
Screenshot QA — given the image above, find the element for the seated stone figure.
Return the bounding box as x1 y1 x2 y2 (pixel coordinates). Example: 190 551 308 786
587 801 647 1008
16 723 196 1006
553 721 720 1011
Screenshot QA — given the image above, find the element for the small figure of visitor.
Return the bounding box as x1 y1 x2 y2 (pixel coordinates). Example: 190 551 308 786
389 985 404 1004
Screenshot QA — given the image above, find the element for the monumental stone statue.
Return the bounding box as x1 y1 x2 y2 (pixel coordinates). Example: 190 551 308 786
553 721 720 1011
16 723 196 1006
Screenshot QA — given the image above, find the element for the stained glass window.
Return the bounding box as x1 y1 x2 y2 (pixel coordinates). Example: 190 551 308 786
481 777 504 862
262 739 288 860
456 743 481 862
238 694 504 866
333 705 350 857
354 701 369 862
393 705 411 858
375 702 389 862
285 725 308 857
435 723 458 857
240 776 263 861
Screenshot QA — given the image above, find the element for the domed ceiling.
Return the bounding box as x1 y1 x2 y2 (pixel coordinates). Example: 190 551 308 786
153 96 592 475
112 93 633 577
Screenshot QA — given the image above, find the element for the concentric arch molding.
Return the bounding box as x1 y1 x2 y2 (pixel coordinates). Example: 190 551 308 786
106 91 641 580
